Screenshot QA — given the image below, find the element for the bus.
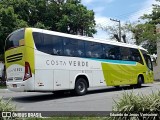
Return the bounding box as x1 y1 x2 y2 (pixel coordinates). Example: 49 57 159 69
5 28 153 95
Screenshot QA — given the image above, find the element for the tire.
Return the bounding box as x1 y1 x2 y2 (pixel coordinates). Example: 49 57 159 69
74 78 88 96
136 76 143 88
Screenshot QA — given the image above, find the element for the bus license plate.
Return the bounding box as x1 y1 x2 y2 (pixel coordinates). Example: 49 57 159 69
13 84 17 87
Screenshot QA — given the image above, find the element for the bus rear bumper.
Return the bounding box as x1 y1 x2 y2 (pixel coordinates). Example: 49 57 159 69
6 79 34 92
7 82 25 92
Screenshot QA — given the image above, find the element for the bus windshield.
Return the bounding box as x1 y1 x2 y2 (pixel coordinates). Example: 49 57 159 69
5 29 24 50
141 50 153 70
144 54 153 70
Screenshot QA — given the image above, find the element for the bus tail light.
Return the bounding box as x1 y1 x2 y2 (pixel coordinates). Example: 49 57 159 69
24 62 32 81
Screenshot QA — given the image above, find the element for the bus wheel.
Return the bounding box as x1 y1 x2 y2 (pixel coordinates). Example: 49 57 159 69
74 78 87 96
136 76 143 88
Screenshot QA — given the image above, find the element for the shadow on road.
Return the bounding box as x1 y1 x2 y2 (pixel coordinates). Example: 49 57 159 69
5 85 150 103
88 85 149 94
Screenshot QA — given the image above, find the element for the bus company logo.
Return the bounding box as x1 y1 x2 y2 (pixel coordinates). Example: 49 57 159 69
46 60 89 67
2 112 11 118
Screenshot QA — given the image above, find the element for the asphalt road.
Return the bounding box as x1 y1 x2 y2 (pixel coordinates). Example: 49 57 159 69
0 82 160 112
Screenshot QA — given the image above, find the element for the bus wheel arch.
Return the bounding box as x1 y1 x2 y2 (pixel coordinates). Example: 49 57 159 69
74 75 89 96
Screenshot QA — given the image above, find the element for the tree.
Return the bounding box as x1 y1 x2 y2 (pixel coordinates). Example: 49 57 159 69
130 0 160 54
55 0 96 36
0 6 28 55
0 0 96 56
99 0 160 54
99 22 132 43
130 23 158 54
141 0 160 24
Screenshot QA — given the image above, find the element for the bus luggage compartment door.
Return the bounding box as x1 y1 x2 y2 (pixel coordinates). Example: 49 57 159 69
53 70 70 90
35 69 53 91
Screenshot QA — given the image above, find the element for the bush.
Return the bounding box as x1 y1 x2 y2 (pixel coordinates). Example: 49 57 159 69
0 97 16 111
0 97 16 120
110 91 160 120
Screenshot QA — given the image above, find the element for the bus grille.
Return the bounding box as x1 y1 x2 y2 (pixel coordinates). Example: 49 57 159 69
6 53 23 63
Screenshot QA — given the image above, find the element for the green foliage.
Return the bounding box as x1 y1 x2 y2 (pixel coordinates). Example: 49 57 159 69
129 23 159 54
0 1 28 55
56 0 96 36
140 0 160 25
100 0 160 54
0 97 16 120
100 22 130 42
110 91 160 120
0 97 16 111
0 0 96 56
131 0 160 54
34 22 50 29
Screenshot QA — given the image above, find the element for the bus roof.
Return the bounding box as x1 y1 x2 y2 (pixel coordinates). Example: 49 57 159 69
29 28 147 52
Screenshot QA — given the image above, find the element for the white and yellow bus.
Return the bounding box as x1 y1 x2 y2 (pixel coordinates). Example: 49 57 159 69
5 28 153 95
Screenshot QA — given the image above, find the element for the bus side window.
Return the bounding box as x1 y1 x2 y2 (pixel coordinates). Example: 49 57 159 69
43 33 53 54
108 46 120 60
65 49 72 56
33 32 44 51
116 54 122 60
94 53 99 58
120 47 130 61
85 41 103 59
75 40 85 57
129 56 135 61
63 38 78 57
86 51 92 58
102 44 113 59
105 52 109 59
51 35 63 56
77 50 83 57
132 56 135 61
53 48 58 55
130 48 143 64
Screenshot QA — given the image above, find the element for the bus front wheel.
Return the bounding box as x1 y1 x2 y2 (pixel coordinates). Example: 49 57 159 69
136 76 143 88
74 78 87 96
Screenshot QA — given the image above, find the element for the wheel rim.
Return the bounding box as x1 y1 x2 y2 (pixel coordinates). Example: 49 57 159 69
77 82 85 93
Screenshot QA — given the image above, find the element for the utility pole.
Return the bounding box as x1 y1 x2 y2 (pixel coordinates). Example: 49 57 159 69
110 18 121 42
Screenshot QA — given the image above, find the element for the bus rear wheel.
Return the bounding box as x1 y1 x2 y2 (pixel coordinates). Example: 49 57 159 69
74 78 87 96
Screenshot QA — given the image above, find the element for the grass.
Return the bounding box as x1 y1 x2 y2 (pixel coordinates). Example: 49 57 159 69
0 97 16 120
0 97 16 112
111 91 160 120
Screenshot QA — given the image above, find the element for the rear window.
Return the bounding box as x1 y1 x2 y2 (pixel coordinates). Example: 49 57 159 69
5 29 24 50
